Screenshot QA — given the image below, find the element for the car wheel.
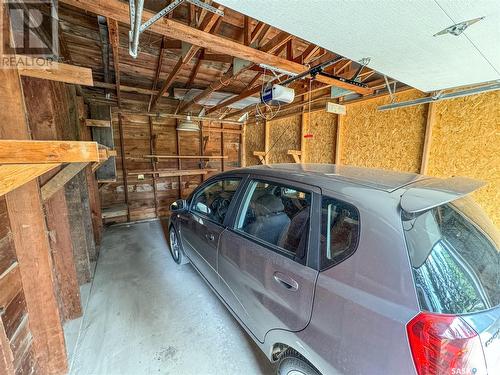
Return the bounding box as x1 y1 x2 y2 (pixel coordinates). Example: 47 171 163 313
169 226 189 265
277 349 320 375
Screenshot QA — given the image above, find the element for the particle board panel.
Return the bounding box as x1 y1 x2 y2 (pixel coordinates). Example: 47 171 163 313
341 90 427 172
245 121 265 166
304 111 337 164
268 116 301 164
427 90 500 226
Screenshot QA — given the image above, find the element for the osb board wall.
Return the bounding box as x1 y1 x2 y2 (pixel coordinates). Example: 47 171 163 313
341 90 427 172
245 121 265 166
428 91 500 226
243 90 499 227
102 110 242 222
269 115 301 164
304 111 337 164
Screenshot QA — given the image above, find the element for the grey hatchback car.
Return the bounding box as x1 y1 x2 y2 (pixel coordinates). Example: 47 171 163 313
168 164 499 375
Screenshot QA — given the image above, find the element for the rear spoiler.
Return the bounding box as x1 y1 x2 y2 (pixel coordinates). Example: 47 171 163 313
400 176 485 214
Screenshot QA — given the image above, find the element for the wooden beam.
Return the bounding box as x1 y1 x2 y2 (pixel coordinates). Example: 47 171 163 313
143 155 228 159
60 0 371 94
107 18 121 107
128 169 217 177
16 56 93 86
420 101 435 174
94 81 167 96
264 120 270 164
335 114 343 165
191 32 294 115
150 5 224 110
0 164 59 196
0 317 14 375
243 16 250 46
1 18 67 371
301 95 310 163
85 118 111 128
147 37 167 111
117 114 130 221
0 140 100 164
148 117 158 217
40 163 88 202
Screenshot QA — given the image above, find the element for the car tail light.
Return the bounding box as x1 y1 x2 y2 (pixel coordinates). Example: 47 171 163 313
407 312 487 375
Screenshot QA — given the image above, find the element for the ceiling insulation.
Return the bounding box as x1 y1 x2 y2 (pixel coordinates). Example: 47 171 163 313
217 0 500 92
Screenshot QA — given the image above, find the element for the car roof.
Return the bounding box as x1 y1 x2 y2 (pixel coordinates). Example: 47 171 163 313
225 163 428 193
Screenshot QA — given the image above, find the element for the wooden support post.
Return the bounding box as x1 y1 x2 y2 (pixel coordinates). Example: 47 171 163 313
22 77 83 321
148 117 159 217
335 114 344 165
300 100 309 163
199 122 206 182
420 102 435 175
241 123 246 167
175 121 182 198
221 125 225 172
77 97 103 246
0 34 67 375
118 113 130 221
107 18 121 107
264 120 270 165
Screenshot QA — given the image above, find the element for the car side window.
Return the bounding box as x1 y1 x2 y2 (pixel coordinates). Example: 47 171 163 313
191 178 241 224
236 180 311 261
321 196 360 269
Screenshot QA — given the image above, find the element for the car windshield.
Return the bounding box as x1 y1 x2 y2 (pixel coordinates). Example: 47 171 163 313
402 196 500 314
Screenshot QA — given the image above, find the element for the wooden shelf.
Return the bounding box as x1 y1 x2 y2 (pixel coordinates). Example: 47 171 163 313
143 155 228 160
128 169 218 178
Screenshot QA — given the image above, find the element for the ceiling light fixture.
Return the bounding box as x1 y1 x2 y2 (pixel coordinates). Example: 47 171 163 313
176 114 200 132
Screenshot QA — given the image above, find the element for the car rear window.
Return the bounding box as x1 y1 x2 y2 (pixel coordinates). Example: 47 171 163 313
402 196 500 314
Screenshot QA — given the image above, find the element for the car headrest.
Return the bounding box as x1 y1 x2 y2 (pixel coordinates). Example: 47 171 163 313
254 194 285 215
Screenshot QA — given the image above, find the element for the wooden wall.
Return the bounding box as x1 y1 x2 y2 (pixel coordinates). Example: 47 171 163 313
245 90 500 227
100 109 243 223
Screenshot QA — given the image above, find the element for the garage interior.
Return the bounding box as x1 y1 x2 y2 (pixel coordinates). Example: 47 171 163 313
0 0 498 374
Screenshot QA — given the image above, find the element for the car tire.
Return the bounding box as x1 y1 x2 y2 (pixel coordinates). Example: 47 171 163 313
169 226 189 265
277 349 320 375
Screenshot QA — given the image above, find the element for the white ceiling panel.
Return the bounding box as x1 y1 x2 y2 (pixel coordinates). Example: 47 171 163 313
218 0 500 92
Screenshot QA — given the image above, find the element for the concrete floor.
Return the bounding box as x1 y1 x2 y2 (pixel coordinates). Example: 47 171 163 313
64 220 274 375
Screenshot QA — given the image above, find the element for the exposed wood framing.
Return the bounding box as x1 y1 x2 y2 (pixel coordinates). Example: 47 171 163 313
240 123 247 167
40 163 89 202
264 120 270 165
0 164 60 196
147 37 167 111
107 18 121 107
148 117 158 217
59 0 371 96
85 118 111 128
117 113 130 221
253 151 267 165
16 56 93 86
127 169 218 177
143 155 227 159
95 81 166 97
0 140 100 164
0 31 67 373
420 101 436 174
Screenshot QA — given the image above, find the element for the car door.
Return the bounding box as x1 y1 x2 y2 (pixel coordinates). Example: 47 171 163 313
179 177 242 288
218 177 320 343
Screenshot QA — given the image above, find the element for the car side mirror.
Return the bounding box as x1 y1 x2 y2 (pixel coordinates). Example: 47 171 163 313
171 199 187 212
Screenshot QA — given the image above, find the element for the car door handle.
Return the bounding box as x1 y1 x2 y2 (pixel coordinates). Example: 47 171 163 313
273 272 299 291
205 233 215 241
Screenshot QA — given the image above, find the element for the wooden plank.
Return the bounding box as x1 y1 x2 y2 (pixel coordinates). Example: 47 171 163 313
90 104 117 181
335 114 344 165
0 319 15 375
94 81 166 96
128 169 217 177
0 164 60 196
107 18 121 107
264 120 270 165
420 102 435 175
59 0 371 94
241 123 247 167
102 204 128 219
22 76 84 321
40 163 88 202
1 19 67 371
0 140 99 164
143 155 228 159
117 113 130 221
16 56 93 86
148 117 158 217
85 119 111 128
0 264 21 310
